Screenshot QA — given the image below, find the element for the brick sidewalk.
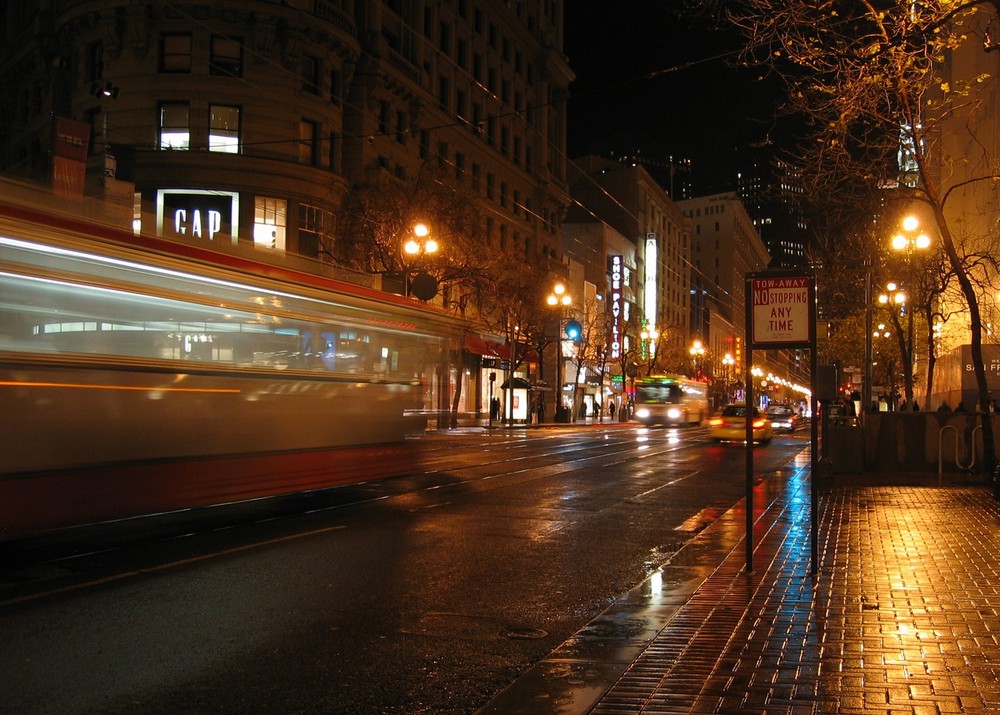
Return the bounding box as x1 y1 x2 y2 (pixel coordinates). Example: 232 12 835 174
480 453 1000 714
593 474 1000 713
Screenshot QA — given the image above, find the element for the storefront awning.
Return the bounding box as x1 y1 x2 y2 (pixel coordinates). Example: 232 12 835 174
500 376 533 390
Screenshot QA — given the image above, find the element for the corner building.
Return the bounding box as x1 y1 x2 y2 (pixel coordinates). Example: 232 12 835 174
0 1 571 273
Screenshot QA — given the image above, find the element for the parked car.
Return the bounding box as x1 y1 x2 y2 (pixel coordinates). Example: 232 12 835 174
765 404 798 433
708 404 773 444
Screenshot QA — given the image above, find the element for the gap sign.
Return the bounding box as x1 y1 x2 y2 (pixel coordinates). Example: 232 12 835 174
751 275 813 347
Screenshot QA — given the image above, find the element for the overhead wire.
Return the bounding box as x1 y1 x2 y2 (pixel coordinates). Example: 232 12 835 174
110 1 739 304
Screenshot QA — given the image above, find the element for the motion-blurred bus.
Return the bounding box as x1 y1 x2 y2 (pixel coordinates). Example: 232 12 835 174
632 375 709 426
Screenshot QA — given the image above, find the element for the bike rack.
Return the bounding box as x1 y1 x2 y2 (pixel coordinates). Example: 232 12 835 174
938 424 983 478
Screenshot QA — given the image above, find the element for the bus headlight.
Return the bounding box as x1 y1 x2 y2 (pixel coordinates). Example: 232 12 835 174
635 408 651 419
667 407 681 420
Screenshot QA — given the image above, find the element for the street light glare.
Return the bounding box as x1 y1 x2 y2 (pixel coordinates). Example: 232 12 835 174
892 234 908 251
902 215 919 232
412 222 430 237
403 239 420 255
424 238 439 254
916 233 931 249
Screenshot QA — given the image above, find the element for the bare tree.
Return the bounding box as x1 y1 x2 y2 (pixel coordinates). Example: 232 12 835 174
703 0 1000 474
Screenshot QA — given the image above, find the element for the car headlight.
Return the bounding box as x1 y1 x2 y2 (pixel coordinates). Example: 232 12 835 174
636 408 650 419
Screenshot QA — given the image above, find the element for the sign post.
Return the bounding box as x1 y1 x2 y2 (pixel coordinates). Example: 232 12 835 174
744 271 817 574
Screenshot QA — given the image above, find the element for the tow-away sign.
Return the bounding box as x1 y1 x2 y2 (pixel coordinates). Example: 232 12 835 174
750 275 813 347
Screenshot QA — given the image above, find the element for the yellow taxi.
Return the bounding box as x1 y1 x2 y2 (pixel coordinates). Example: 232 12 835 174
708 403 773 444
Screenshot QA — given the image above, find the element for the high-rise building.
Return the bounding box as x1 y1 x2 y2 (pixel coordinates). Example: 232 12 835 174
566 155 691 356
0 1 572 275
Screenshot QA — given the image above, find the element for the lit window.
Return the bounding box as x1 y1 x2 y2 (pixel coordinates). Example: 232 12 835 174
209 105 240 153
159 102 190 150
254 197 287 250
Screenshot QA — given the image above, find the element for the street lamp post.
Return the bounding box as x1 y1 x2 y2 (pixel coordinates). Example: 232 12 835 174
722 353 735 403
547 283 572 422
890 216 930 407
640 325 659 374
689 340 705 379
401 221 439 300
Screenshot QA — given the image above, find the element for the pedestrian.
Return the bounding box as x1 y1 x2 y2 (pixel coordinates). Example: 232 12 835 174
955 401 968 413
609 401 616 420
937 401 952 413
899 400 909 411
594 399 602 420
537 398 546 423
529 399 536 424
912 401 920 412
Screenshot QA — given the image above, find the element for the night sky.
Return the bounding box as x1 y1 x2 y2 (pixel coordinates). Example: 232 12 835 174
563 4 785 168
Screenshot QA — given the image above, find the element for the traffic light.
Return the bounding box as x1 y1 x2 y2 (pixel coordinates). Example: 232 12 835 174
563 319 582 340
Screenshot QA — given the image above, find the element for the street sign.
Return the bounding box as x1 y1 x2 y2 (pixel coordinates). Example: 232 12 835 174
750 274 814 348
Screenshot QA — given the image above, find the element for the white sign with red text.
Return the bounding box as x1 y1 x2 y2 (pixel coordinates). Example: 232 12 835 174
751 276 812 346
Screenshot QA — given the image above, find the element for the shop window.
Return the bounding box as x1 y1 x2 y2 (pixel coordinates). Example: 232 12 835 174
160 34 192 73
209 105 240 153
159 102 190 150
254 197 287 251
210 35 243 77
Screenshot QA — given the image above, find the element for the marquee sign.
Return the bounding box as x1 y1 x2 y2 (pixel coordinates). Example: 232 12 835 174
609 254 623 359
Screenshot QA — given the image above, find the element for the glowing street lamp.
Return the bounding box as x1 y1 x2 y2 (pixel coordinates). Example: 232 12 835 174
689 339 705 377
401 221 439 300
547 282 573 422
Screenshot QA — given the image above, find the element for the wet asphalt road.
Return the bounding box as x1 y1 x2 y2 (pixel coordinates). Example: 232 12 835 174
0 424 808 714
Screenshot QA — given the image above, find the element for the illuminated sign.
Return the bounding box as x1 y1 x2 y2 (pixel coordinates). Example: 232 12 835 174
644 234 657 328
156 189 240 245
609 254 623 359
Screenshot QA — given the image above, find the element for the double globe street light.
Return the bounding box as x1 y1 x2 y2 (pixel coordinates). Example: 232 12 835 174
401 221 439 300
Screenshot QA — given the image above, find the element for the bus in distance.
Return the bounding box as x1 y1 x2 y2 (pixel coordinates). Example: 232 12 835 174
633 375 709 427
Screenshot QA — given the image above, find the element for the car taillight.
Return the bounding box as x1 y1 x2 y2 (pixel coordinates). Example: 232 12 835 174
752 418 766 428
709 417 724 426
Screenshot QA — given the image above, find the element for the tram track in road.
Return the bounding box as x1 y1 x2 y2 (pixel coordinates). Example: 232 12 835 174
0 425 785 604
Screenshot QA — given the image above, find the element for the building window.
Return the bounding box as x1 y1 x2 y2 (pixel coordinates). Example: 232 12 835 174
419 129 430 159
210 36 242 77
302 56 321 95
254 197 287 250
299 120 319 165
330 69 343 106
160 34 192 73
378 100 391 135
86 41 104 83
209 105 240 153
329 132 341 174
395 111 407 144
299 203 331 259
437 76 450 111
159 102 190 150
